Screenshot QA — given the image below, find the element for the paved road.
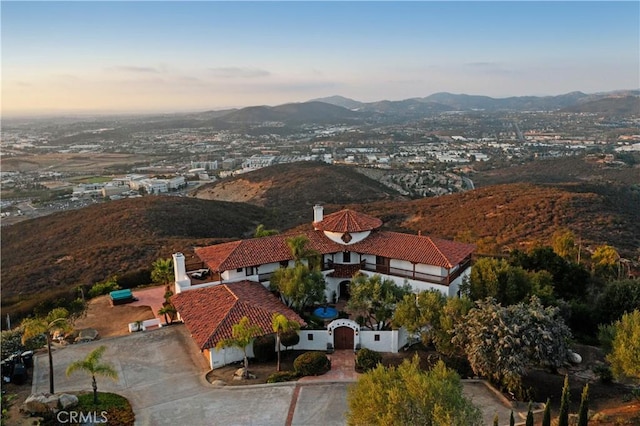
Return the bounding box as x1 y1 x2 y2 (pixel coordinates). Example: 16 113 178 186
32 325 349 426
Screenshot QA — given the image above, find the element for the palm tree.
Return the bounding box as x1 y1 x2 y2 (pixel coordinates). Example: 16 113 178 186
158 305 177 325
254 224 279 238
151 258 174 288
215 316 262 379
286 235 317 265
272 313 300 372
66 345 118 404
21 308 72 394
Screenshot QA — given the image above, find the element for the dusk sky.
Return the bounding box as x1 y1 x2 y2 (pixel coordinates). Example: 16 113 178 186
2 1 639 116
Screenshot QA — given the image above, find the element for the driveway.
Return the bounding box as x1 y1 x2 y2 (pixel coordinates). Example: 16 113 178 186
31 325 346 425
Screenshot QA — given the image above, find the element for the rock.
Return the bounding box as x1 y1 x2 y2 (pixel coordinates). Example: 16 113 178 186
22 393 59 415
568 351 582 364
234 367 246 377
58 393 79 409
211 379 226 386
232 368 256 380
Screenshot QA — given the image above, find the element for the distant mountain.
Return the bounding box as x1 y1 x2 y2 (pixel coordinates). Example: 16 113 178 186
359 98 453 116
560 95 640 115
309 95 364 110
215 101 362 124
422 91 589 111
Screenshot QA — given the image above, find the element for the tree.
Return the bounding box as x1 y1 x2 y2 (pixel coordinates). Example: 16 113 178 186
158 305 177 325
347 356 482 426
606 309 640 382
464 257 533 305
509 410 515 426
215 316 263 379
578 383 589 426
393 290 471 356
21 308 72 394
272 313 300 372
151 258 174 288
286 235 317 264
453 297 571 394
525 401 534 426
65 345 118 404
542 398 551 426
254 224 278 238
591 245 620 279
552 229 578 262
596 279 640 325
348 274 410 330
270 263 326 312
558 375 570 426
492 414 499 426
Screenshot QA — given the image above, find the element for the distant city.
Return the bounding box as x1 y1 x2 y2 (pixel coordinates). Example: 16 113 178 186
1 92 638 225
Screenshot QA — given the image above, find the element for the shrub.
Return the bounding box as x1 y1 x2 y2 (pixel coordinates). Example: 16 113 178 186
116 269 152 289
355 348 382 372
266 371 299 383
76 392 134 426
252 335 276 363
88 277 120 299
294 351 331 376
280 330 300 349
594 364 613 383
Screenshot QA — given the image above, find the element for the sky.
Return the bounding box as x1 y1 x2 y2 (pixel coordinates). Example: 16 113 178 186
2 1 639 116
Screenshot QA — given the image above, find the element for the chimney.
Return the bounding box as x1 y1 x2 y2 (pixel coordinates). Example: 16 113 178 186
313 204 324 229
418 230 422 236
172 252 191 293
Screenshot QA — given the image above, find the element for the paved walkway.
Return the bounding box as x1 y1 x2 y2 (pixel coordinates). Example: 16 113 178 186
287 350 358 425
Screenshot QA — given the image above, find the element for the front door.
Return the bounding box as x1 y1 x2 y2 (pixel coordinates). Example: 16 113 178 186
334 326 354 350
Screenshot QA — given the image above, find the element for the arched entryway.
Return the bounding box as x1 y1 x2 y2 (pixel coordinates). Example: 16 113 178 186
339 280 350 300
334 327 354 350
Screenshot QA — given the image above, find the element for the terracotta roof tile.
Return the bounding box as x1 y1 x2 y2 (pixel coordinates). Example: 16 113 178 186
314 209 383 233
171 281 306 350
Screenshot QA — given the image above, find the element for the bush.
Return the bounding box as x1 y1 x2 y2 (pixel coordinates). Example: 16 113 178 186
116 268 152 289
294 351 331 376
280 330 300 349
88 278 120 299
355 348 382 372
253 335 276 363
594 364 613 383
266 371 300 383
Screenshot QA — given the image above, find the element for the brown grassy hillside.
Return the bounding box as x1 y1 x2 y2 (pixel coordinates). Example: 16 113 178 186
192 161 405 226
1 197 274 316
347 183 640 257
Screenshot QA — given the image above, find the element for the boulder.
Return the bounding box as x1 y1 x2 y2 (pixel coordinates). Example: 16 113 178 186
233 368 256 379
22 393 59 415
568 351 583 364
58 393 79 409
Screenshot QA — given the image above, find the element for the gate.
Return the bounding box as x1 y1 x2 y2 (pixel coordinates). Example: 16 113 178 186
334 326 354 350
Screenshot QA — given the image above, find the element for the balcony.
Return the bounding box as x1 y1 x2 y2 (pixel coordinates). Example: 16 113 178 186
360 257 472 286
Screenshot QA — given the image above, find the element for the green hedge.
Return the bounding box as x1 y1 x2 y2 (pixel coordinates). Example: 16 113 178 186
293 351 331 376
253 335 276 363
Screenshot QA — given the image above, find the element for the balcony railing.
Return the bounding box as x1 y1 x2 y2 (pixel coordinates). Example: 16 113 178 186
360 257 473 286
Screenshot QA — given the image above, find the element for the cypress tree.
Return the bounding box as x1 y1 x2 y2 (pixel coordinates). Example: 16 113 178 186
493 413 499 426
558 375 571 426
578 383 590 426
526 401 534 426
542 397 551 426
510 410 515 426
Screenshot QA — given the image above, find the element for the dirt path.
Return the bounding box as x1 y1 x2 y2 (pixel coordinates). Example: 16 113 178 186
74 295 155 338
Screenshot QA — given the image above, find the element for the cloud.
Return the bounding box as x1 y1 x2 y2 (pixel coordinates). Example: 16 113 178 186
208 67 271 79
110 66 162 74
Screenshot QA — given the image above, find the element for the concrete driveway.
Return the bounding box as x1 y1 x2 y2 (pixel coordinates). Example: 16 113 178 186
32 325 347 425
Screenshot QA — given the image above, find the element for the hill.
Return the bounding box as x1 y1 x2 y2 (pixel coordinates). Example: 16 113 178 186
309 95 364 110
341 183 640 258
560 95 640 115
191 161 405 226
214 101 362 124
0 197 274 318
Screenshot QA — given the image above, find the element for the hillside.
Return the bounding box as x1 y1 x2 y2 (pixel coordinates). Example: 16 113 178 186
1 197 274 316
560 95 640 115
191 161 405 226
339 183 640 258
214 101 362 124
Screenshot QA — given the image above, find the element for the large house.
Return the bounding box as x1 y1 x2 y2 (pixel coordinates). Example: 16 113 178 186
171 205 475 368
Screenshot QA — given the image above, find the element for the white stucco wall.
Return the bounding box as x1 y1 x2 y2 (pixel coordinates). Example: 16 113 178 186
290 330 329 351
209 342 256 369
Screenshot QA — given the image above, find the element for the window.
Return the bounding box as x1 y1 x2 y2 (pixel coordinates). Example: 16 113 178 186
374 334 380 342
343 251 351 263
236 268 243 273
246 266 256 276
280 260 289 268
307 334 314 341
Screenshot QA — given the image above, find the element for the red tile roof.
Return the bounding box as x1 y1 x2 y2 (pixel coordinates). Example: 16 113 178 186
194 209 475 272
171 281 306 350
313 209 383 233
349 232 475 269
